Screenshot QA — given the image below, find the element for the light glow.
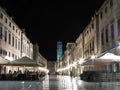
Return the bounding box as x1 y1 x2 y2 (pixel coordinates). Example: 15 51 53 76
78 58 84 64
91 55 95 59
38 67 49 73
5 56 13 61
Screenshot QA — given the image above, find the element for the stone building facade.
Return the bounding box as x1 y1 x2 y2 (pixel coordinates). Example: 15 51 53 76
0 6 48 74
57 0 120 79
0 6 22 61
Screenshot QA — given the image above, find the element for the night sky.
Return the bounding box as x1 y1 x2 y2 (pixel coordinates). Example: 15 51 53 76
0 0 105 61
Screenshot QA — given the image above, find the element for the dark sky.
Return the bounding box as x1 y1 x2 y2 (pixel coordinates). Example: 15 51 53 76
0 0 105 61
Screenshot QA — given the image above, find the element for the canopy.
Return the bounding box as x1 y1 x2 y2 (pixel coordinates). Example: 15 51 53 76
95 53 120 62
10 56 40 66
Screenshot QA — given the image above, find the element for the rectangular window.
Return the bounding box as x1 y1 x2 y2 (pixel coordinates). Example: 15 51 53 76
15 39 17 49
118 19 120 39
100 12 103 19
92 24 94 29
9 33 11 44
90 42 92 52
12 36 14 47
12 53 14 59
0 25 2 39
106 29 108 43
101 32 104 45
0 13 3 19
4 30 7 42
92 40 94 51
5 18 7 23
9 22 11 27
111 24 114 40
13 26 14 30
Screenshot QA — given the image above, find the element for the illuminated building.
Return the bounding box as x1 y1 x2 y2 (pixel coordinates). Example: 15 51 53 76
0 6 48 74
57 41 63 61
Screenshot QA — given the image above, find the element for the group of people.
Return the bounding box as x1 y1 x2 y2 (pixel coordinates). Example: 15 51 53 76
0 70 46 81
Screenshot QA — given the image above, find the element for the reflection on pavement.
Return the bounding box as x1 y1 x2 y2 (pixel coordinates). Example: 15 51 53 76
0 75 120 90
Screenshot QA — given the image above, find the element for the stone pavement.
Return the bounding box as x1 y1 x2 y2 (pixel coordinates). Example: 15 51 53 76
75 76 120 86
0 75 120 90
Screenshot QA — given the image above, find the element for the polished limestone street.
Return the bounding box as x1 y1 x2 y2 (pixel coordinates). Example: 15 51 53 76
0 75 120 90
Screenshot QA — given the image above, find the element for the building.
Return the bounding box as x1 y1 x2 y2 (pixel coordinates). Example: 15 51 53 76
33 43 47 68
57 41 63 61
0 6 48 74
0 6 33 61
0 6 22 61
21 30 33 59
57 0 120 81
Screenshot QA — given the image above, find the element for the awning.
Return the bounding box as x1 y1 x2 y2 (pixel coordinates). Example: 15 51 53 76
10 56 40 66
81 52 120 69
95 53 120 62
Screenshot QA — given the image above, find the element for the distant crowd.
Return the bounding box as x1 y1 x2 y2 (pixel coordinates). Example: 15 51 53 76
0 70 46 81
